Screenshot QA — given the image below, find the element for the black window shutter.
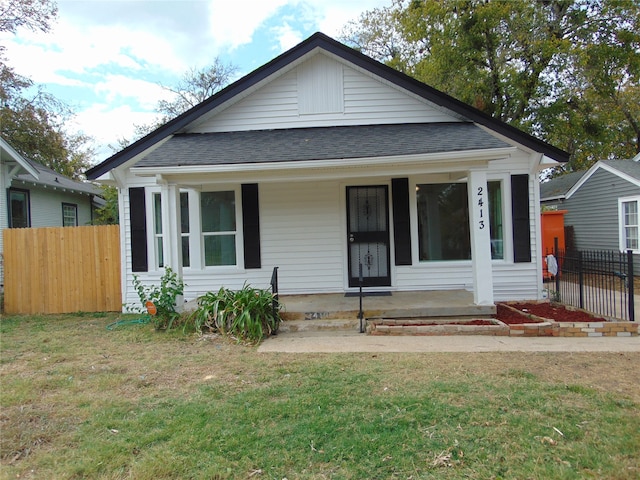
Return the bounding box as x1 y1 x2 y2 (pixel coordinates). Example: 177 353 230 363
391 178 412 265
129 187 148 272
242 184 261 269
511 174 531 263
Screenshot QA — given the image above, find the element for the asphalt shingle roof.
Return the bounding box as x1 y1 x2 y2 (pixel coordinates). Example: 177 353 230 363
602 159 640 181
14 160 101 196
136 123 511 168
540 171 585 199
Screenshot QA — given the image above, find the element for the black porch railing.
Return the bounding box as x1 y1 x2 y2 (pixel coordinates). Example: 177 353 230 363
544 243 635 321
270 267 279 323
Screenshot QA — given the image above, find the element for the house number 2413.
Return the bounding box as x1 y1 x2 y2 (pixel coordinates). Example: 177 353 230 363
477 186 486 230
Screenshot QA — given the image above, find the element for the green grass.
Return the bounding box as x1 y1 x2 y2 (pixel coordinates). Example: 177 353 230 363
1 314 639 479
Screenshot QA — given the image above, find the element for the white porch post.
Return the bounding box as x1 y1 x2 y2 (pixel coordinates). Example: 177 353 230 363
159 180 184 308
467 170 494 305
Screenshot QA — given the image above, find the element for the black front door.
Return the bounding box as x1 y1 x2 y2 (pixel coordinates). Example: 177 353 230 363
347 186 391 287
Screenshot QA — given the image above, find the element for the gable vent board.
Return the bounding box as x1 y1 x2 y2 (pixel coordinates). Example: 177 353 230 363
298 54 344 115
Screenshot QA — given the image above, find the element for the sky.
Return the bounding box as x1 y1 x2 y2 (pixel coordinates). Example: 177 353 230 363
2 0 389 162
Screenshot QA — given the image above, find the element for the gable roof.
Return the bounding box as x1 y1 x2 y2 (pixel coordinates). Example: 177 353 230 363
540 159 640 202
540 171 585 201
0 136 40 179
86 32 569 180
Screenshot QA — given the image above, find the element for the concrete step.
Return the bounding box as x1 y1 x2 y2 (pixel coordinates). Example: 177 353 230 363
281 306 495 322
279 315 500 334
278 318 361 333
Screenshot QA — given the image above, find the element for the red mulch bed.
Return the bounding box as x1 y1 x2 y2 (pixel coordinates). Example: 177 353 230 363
496 302 607 324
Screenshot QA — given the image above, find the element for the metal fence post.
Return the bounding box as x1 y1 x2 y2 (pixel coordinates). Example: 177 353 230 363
628 250 635 322
578 250 584 309
554 237 560 296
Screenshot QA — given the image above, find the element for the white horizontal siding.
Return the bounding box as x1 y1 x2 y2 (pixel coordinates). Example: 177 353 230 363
493 263 540 301
395 263 473 290
342 68 456 123
190 53 460 134
260 181 344 293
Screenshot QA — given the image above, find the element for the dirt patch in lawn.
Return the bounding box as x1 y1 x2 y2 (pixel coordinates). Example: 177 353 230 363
496 302 607 324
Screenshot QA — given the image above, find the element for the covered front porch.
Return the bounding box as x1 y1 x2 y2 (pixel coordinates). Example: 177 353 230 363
277 289 496 333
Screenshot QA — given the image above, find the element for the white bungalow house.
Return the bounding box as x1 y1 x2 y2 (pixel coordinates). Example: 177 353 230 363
86 33 569 311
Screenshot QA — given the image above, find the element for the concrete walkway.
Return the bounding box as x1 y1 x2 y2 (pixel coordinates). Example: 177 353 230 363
258 331 640 353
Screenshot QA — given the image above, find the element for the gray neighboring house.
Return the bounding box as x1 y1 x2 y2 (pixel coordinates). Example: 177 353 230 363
1 136 103 289
540 156 640 266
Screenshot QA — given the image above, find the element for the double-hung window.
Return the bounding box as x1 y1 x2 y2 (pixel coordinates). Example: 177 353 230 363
200 191 237 266
153 193 164 268
180 192 190 267
62 203 78 226
488 181 504 260
8 188 30 228
619 196 640 252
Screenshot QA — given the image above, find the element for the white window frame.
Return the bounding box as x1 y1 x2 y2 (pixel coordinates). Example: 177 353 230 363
152 192 164 269
62 202 78 227
409 173 512 266
618 195 640 253
487 174 511 263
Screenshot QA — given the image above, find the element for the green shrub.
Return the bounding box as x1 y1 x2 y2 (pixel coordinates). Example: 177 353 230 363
132 267 185 330
188 284 281 342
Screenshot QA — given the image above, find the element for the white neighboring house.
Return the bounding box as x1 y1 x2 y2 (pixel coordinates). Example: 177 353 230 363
1 136 103 289
86 33 569 311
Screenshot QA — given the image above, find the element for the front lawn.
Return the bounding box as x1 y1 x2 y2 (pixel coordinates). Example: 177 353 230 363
1 313 638 479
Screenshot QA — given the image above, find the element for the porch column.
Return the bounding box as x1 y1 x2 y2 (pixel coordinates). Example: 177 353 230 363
467 170 494 305
160 181 184 308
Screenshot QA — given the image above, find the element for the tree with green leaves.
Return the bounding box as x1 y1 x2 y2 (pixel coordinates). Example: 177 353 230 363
342 0 640 172
1 0 95 179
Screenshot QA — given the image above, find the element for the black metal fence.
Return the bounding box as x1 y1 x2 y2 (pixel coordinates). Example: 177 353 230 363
544 245 635 321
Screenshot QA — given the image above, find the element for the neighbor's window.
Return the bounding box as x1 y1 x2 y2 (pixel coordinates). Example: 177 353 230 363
153 193 164 268
8 188 30 228
180 192 190 267
620 197 639 252
200 191 236 266
417 183 470 261
488 181 504 259
62 203 78 227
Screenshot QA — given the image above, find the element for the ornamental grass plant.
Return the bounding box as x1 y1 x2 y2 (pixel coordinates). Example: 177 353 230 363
187 284 281 342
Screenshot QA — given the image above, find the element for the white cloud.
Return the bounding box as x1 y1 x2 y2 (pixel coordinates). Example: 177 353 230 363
70 104 159 159
207 0 294 51
93 75 170 110
270 22 305 52
312 0 389 36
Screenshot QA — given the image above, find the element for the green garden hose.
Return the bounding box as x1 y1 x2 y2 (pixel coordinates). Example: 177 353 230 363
106 315 151 330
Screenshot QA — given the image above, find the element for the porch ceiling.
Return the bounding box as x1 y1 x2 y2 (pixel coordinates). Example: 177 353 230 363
135 122 511 169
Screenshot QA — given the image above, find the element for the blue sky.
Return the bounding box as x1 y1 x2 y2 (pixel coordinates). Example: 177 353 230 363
1 0 388 162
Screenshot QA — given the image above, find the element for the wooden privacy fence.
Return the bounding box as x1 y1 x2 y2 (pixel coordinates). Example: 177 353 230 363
4 225 121 314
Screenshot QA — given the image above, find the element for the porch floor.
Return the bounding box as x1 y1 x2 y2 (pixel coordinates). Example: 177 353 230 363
278 290 496 332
